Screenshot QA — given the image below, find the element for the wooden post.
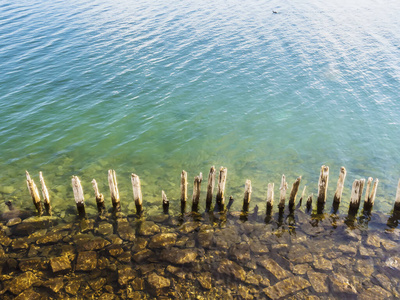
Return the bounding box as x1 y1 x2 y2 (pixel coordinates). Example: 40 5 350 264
216 167 228 211
289 176 301 207
92 179 105 213
333 167 346 203
242 179 252 212
180 170 187 205
131 174 143 214
278 175 287 209
192 173 203 212
358 178 365 205
205 166 216 212
349 179 361 212
26 171 42 216
364 178 378 211
266 183 274 212
317 165 329 204
297 185 306 208
395 179 400 210
108 169 121 211
72 176 85 217
306 194 313 211
162 190 169 214
39 172 51 215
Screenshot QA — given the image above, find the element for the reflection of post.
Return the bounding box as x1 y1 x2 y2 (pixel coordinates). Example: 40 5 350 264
242 179 252 212
92 179 105 213
216 167 227 211
192 173 203 212
162 190 169 214
279 175 287 209
333 167 346 204
317 165 329 204
72 176 85 217
26 171 42 216
39 172 51 215
131 174 143 214
289 176 301 208
205 166 216 212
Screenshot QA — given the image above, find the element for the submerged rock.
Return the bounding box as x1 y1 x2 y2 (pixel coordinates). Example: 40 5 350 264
149 233 177 248
138 221 160 236
313 256 333 271
197 272 212 289
217 259 246 281
118 266 136 286
329 272 357 294
257 257 291 280
359 285 392 300
263 276 311 300
288 245 313 264
50 256 72 273
8 271 38 295
75 251 97 271
147 272 170 289
307 270 328 293
161 247 198 264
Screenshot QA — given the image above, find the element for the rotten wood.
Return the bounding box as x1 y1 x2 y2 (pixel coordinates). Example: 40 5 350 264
92 179 105 213
205 166 216 212
349 179 361 212
39 171 51 215
317 165 329 204
266 183 274 211
131 173 143 214
192 172 203 212
333 167 346 204
108 169 120 211
216 167 228 210
395 179 400 210
279 175 288 209
162 190 169 214
26 171 42 216
71 175 85 217
289 176 301 207
242 179 252 212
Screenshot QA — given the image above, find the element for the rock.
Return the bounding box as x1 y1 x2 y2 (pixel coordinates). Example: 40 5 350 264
118 251 132 263
147 272 170 289
11 238 29 250
356 259 374 277
257 257 291 280
179 221 200 234
263 276 311 300
14 288 41 300
64 279 80 295
149 233 177 248
329 273 357 294
88 277 106 291
18 257 47 272
8 271 38 295
108 245 124 257
214 227 241 250
238 284 254 300
76 251 97 271
338 243 357 255
6 218 21 227
217 259 246 281
166 265 187 279
132 237 148 253
138 221 160 236
0 231 12 247
36 232 66 245
197 231 214 248
229 243 251 262
118 266 136 286
131 277 145 290
78 237 110 251
307 271 328 293
97 222 114 236
381 239 397 251
132 249 154 263
359 245 375 257
79 219 94 232
0 245 5 259
50 256 71 273
373 273 392 292
288 245 313 264
384 256 400 271
359 285 392 300
0 185 15 194
43 277 64 293
366 234 381 248
291 264 310 275
118 223 136 241
197 272 212 289
161 248 198 264
249 240 269 254
313 256 333 271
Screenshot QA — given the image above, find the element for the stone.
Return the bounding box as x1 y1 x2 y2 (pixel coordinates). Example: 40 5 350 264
108 245 124 257
147 272 170 289
313 256 333 271
359 285 392 300
149 233 177 248
131 277 145 290
118 266 136 286
238 284 254 300
214 227 241 250
229 243 251 262
8 271 38 295
338 243 357 255
291 264 310 275
118 251 132 263
138 221 160 236
179 221 200 234
14 288 41 300
77 237 110 251
18 257 47 272
43 277 64 293
118 223 136 241
6 218 21 227
381 239 397 251
0 231 12 247
97 222 114 236
385 256 400 271
217 259 246 281
50 256 72 273
329 273 357 294
366 234 381 248
288 245 313 264
356 259 374 277
373 273 392 292
79 219 94 232
36 232 66 245
197 272 212 289
249 240 269 254
76 251 97 271
263 276 311 300
257 257 291 280
88 277 106 291
0 245 5 259
132 249 154 263
359 245 375 257
64 279 80 295
11 238 29 250
132 237 148 252
161 248 198 264
197 231 214 248
307 271 328 293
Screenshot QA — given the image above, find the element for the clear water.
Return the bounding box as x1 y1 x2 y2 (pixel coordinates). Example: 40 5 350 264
1 0 400 216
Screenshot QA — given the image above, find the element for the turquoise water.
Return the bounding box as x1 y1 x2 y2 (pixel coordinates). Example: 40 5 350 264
1 0 400 216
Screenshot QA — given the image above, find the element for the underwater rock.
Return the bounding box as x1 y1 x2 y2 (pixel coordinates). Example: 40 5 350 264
214 227 241 250
197 231 214 248
8 271 38 295
43 277 64 293
229 243 251 263
138 221 160 236
329 272 357 294
258 257 291 280
356 259 374 277
131 277 145 290
373 273 392 292
14 288 41 300
359 245 375 257
359 285 392 299
147 272 170 289
238 284 254 300
307 271 328 293
36 232 66 245
161 247 198 264
132 249 154 263
79 219 94 232
217 258 246 281
381 239 397 251
263 276 311 300
117 222 136 242
166 265 187 279
0 245 5 259
107 245 124 257
75 251 97 271
313 256 333 271
249 240 269 254
18 257 47 272
366 234 382 248
11 238 29 250
64 279 80 295
118 265 136 286
78 236 110 251
338 243 357 255
179 221 200 234
6 218 21 227
288 245 313 264
384 256 400 271
96 222 114 236
197 272 212 289
131 237 148 253
291 264 310 275
148 233 177 249
0 231 12 247
88 277 106 291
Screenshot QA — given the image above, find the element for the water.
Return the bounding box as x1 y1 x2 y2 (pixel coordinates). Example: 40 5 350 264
1 0 400 216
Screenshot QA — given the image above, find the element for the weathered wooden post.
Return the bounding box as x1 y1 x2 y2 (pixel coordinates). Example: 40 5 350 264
216 167 228 211
358 179 365 205
363 178 378 211
306 194 313 212
131 174 143 214
192 173 203 212
26 171 43 216
394 179 400 211
278 175 287 210
297 186 306 208
266 183 274 214
317 165 329 204
348 179 361 214
71 176 85 217
108 169 121 211
333 167 346 204
162 190 169 214
39 172 51 215
92 179 105 213
180 170 187 213
242 179 252 212
289 176 301 208
205 166 216 212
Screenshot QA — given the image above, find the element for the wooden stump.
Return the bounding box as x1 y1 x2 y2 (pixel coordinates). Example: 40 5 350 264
92 179 105 213
242 179 252 212
266 183 274 213
289 176 301 207
278 175 288 209
108 169 121 211
349 179 361 213
317 165 329 204
131 174 143 215
306 194 313 212
26 171 42 216
216 167 228 211
162 190 169 214
297 186 306 208
205 166 216 212
71 176 85 217
39 172 51 215
333 167 346 204
180 170 187 212
192 173 203 212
